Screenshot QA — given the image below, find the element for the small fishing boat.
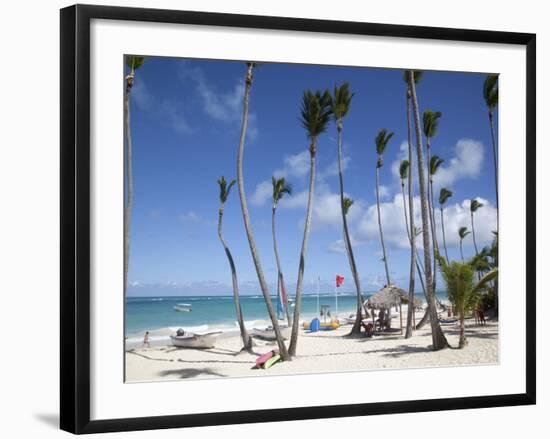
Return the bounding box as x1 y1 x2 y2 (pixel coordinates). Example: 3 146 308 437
170 330 221 349
251 325 291 340
173 303 192 312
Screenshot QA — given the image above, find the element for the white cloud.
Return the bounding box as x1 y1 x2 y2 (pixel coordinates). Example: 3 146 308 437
432 139 484 190
377 185 390 200
319 156 351 179
437 197 497 248
250 181 273 207
390 141 409 181
274 150 311 179
251 150 351 208
178 63 259 140
353 194 497 251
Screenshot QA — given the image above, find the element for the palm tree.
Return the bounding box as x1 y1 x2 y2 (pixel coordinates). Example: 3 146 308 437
438 188 453 263
458 226 471 262
329 83 366 335
272 176 293 326
470 199 484 255
124 56 145 296
375 128 394 286
217 177 253 352
484 74 499 225
437 255 498 348
289 89 332 356
423 111 443 287
407 70 449 350
403 71 422 337
236 63 289 359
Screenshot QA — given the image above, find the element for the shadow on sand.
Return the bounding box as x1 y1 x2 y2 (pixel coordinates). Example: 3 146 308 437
159 367 226 379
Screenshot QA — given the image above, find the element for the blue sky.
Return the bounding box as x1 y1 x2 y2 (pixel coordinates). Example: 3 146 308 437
127 57 498 297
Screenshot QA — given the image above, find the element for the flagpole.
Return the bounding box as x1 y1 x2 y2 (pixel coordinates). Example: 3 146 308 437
335 274 338 317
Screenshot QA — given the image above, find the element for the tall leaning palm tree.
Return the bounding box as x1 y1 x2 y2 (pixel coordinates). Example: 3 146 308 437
438 188 453 263
124 55 145 296
289 89 332 356
403 71 422 337
484 74 499 226
236 62 289 359
329 83 365 335
375 128 394 286
217 177 253 352
399 160 429 336
470 199 484 256
272 176 293 326
458 226 471 262
407 70 449 350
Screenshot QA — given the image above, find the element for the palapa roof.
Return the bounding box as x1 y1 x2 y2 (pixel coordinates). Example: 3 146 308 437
367 284 417 309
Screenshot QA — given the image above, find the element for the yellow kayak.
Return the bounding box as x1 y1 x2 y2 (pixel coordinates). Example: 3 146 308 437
303 321 340 330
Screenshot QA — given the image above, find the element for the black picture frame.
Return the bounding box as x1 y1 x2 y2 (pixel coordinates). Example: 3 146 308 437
60 4 536 434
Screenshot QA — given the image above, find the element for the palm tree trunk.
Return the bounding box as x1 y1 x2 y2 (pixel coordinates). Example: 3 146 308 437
405 91 416 338
218 208 253 352
489 111 499 228
336 123 366 335
236 63 289 360
272 206 292 326
289 146 317 356
440 207 449 263
123 76 133 296
471 212 479 255
408 71 448 350
458 314 467 348
460 239 465 262
375 166 391 285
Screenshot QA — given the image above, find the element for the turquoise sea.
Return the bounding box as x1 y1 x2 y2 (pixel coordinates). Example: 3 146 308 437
125 291 449 340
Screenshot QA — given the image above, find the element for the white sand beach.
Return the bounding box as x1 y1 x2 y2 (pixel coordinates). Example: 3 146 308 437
125 309 498 382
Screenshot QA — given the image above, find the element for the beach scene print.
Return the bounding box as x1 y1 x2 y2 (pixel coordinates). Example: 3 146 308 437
124 57 499 382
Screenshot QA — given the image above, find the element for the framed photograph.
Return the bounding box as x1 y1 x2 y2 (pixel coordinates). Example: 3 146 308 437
60 4 536 434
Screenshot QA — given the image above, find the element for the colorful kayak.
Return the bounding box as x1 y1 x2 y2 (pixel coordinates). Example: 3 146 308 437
255 350 277 369
262 354 282 369
303 321 340 330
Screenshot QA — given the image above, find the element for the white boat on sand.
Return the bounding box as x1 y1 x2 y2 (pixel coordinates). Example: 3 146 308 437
251 325 291 341
170 330 221 349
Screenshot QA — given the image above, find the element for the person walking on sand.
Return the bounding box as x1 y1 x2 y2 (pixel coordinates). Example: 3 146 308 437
143 331 150 348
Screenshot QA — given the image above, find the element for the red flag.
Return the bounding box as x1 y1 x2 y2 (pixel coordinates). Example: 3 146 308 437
336 275 344 288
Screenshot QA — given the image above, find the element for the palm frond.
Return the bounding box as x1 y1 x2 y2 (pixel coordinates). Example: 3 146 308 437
399 160 410 182
126 56 146 72
458 226 471 239
330 82 354 121
483 74 499 110
300 90 332 140
422 110 443 139
429 155 444 176
375 128 394 159
470 199 484 213
439 188 453 206
272 176 292 203
217 176 236 204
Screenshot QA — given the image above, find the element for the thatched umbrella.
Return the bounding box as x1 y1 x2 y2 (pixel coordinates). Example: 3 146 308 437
366 284 414 334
